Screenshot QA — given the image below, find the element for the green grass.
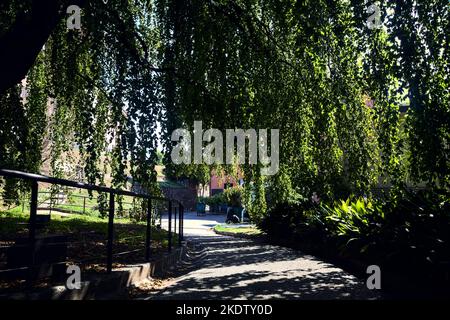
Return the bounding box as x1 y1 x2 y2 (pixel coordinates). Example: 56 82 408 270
58 190 135 215
0 210 175 248
0 190 176 275
5 188 138 217
214 224 263 236
52 203 98 215
0 209 179 281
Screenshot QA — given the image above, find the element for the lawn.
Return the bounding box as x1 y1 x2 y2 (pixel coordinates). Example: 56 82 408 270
0 210 177 269
10 189 137 217
213 224 263 236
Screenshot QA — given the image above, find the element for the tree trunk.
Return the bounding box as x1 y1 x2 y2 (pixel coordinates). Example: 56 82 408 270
0 0 86 95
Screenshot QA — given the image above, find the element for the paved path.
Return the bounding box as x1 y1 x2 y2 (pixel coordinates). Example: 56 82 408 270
161 211 226 237
152 212 378 300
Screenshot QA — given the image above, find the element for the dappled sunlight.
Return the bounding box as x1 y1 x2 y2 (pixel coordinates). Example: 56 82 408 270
151 231 379 300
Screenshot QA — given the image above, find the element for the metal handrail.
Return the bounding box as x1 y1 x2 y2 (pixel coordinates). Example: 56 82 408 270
0 169 177 203
0 168 184 274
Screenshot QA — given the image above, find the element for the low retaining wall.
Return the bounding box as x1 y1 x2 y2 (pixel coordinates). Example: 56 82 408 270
0 244 188 300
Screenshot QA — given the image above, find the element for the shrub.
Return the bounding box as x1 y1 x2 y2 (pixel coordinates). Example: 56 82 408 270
261 188 450 286
197 196 207 204
198 192 226 207
223 186 244 207
259 200 314 238
379 189 450 271
318 197 385 257
210 192 226 205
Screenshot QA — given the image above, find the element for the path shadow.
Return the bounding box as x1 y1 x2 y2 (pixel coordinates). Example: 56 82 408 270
152 236 380 300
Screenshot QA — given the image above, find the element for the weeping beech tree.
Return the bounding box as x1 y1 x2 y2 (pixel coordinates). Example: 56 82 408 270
0 0 449 213
1 0 164 201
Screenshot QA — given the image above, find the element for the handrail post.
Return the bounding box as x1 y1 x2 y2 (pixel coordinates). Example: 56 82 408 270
28 180 38 282
145 198 152 261
159 202 162 227
168 201 172 252
178 203 183 246
107 193 115 273
29 180 38 243
182 205 184 241
174 206 177 241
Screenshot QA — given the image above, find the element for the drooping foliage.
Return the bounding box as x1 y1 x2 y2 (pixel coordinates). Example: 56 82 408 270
1 0 164 198
0 0 448 209
157 0 449 210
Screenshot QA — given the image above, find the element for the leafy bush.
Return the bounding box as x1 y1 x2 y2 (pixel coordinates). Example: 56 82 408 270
223 186 244 207
261 189 450 286
318 197 385 257
212 193 227 206
198 192 226 206
379 189 450 270
315 192 450 266
197 196 207 204
259 200 314 238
